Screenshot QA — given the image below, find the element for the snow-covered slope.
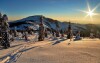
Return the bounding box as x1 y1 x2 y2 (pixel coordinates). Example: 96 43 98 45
8 15 87 31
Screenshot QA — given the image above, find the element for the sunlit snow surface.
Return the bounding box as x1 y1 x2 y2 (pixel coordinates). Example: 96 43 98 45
0 34 100 63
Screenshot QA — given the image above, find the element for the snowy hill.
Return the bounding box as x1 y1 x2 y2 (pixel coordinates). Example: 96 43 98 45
8 15 87 32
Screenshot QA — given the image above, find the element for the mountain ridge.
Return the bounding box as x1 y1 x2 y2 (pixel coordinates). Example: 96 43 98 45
8 15 100 37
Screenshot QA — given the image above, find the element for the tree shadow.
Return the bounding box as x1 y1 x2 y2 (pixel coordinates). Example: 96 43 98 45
2 46 39 63
7 46 38 63
10 44 23 48
52 38 67 45
0 46 23 61
0 44 23 50
0 46 3 50
0 53 11 61
0 42 52 63
20 46 38 52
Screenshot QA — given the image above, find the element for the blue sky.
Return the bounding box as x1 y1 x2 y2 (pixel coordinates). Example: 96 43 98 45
0 0 100 24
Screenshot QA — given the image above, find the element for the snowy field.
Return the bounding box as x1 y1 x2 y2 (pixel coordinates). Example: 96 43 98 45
0 36 100 63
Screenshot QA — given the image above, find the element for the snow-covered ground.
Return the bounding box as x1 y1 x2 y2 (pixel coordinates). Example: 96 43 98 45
0 36 100 63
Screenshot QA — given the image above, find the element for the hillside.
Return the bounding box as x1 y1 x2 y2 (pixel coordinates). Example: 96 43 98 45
8 15 100 36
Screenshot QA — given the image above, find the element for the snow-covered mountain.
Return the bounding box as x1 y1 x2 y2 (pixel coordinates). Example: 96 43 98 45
9 15 87 32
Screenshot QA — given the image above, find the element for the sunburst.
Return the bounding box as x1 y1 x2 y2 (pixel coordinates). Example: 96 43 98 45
78 1 100 21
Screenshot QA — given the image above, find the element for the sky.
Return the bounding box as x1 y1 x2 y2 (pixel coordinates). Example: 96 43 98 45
0 0 100 24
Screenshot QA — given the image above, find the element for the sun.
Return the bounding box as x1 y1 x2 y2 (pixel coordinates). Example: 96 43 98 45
78 1 99 21
87 11 94 16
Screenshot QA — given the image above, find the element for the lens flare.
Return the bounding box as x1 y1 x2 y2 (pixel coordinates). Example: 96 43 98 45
78 1 100 22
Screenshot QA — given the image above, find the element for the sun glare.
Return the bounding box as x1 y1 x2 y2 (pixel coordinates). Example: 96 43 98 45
78 1 99 22
87 11 94 16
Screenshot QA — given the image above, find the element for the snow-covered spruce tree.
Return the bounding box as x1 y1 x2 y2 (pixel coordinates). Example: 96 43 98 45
55 21 60 37
0 13 10 49
38 16 45 41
